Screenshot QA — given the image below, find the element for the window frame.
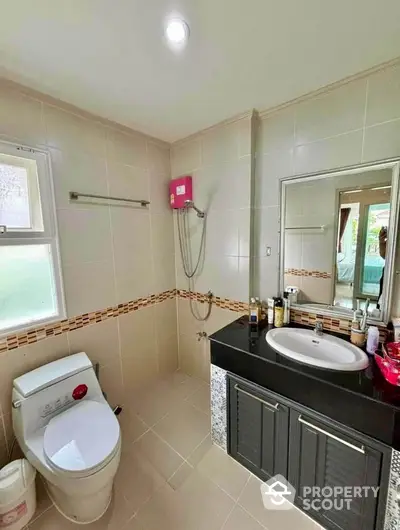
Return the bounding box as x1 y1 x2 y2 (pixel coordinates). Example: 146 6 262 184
0 140 66 336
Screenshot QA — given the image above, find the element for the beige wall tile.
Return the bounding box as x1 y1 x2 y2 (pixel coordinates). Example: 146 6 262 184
171 137 202 176
300 277 332 304
149 170 172 214
111 208 155 302
0 348 26 417
157 333 179 375
295 79 366 145
107 161 149 202
147 141 170 177
177 299 204 336
0 334 69 417
68 318 120 367
154 298 178 339
50 148 108 210
151 212 175 260
153 254 176 293
58 208 113 266
259 108 295 154
44 104 106 158
63 260 116 316
254 149 293 208
0 84 46 145
238 117 252 157
202 121 241 166
203 307 240 336
99 360 124 406
363 119 400 162
366 65 400 126
18 333 70 374
119 308 158 393
0 417 9 469
106 128 147 169
294 130 363 175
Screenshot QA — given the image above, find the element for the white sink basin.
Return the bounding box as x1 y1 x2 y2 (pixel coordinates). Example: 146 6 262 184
266 328 369 371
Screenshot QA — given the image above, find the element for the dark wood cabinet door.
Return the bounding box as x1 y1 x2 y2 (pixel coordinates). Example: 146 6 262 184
289 409 384 530
228 376 289 481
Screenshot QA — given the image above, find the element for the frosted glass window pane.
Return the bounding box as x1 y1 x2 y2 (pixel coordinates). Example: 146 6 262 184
0 245 58 331
0 163 31 229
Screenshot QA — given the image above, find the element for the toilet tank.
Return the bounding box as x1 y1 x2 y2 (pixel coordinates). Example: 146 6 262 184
12 353 105 441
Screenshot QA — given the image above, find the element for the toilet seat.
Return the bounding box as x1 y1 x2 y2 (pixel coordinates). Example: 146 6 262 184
43 400 120 478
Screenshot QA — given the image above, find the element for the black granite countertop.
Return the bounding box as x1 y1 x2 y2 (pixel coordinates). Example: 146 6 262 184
210 317 400 449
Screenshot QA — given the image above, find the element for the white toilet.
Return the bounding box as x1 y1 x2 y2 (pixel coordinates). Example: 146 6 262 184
12 352 121 524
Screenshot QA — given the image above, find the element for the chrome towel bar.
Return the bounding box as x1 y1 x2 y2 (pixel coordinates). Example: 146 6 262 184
69 191 150 207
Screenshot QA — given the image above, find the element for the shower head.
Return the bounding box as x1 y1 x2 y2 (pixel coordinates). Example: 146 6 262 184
184 200 205 218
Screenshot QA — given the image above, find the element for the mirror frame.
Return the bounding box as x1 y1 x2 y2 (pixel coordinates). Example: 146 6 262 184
279 158 400 326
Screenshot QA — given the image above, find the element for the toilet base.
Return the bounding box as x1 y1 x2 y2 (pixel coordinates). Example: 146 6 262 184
45 479 113 524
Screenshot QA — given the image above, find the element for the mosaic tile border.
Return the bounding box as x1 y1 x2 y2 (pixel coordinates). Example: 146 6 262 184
0 289 248 353
290 308 387 342
1 287 388 353
285 268 332 279
177 289 249 313
0 289 177 353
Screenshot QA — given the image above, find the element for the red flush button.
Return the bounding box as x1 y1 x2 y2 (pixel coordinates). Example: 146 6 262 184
72 384 88 400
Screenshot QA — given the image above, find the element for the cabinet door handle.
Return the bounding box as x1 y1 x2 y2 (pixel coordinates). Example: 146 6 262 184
298 415 365 454
234 384 279 411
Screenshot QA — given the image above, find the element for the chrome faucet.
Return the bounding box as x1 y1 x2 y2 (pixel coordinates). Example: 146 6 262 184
314 321 323 337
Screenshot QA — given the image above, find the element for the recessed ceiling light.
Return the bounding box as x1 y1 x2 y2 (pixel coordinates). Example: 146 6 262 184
165 18 189 48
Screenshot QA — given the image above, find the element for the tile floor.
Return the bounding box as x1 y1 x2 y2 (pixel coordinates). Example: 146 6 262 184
26 371 323 530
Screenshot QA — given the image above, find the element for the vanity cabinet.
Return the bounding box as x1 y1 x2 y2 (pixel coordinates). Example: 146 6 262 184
289 409 384 530
228 376 289 480
227 375 390 530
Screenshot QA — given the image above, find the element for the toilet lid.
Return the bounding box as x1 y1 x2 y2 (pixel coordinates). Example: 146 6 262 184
43 400 120 474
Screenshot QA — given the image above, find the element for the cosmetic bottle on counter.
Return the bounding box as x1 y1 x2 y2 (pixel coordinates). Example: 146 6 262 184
283 292 290 325
267 298 275 325
366 326 379 355
274 297 284 328
249 298 260 324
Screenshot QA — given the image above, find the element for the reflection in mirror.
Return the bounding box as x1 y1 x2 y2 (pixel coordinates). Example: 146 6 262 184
335 181 391 312
281 162 399 324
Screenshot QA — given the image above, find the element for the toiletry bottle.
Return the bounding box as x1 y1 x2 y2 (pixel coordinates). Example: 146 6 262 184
355 300 363 320
255 297 262 321
274 297 284 328
352 311 360 330
283 292 290 325
267 298 275 325
366 326 380 355
249 298 259 324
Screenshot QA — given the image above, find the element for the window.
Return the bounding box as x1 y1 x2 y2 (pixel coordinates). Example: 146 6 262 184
0 141 65 334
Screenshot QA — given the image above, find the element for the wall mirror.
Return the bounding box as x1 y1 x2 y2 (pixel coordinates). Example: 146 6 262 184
280 159 400 325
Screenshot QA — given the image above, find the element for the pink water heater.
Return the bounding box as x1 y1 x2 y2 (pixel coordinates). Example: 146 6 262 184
169 176 193 209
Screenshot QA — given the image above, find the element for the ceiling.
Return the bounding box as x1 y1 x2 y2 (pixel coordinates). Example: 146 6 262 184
1 0 400 142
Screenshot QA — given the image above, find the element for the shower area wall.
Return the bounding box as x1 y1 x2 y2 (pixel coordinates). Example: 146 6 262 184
171 113 255 381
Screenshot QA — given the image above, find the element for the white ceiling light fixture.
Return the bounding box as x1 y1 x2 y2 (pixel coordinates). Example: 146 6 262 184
165 18 189 50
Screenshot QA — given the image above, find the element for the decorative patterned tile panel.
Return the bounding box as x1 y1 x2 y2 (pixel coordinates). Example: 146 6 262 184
285 268 332 279
210 365 228 451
